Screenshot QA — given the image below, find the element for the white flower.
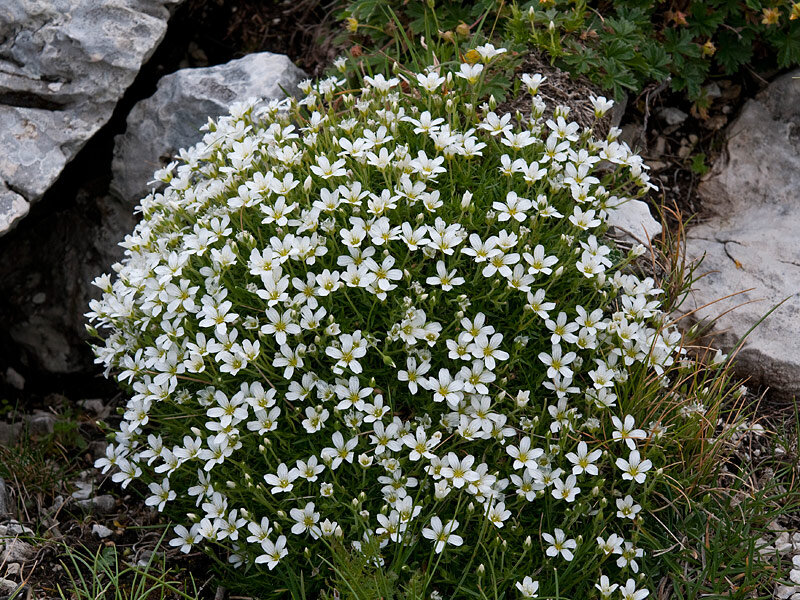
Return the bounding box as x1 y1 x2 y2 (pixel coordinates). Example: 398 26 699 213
538 344 577 379
589 95 614 118
310 155 347 179
523 244 558 275
456 62 484 85
507 437 543 471
565 441 601 476
542 528 577 561
403 425 439 461
474 43 507 61
616 450 652 484
321 431 358 470
146 478 176 512
612 414 647 449
521 73 546 94
551 474 580 502
494 191 532 223
597 533 624 555
441 452 478 488
616 495 642 520
325 331 367 374
428 368 464 407
290 502 321 538
169 523 200 553
515 576 539 598
416 70 446 92
421 516 462 553
468 332 508 370
410 151 447 180
545 311 579 345
486 501 511 528
594 574 619 597
255 535 288 569
619 578 649 600
426 261 465 291
264 463 300 494
397 356 430 394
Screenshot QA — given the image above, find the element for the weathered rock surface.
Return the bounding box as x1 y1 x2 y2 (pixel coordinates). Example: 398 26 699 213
111 52 307 203
75 494 115 513
0 183 137 374
0 0 182 235
682 69 800 398
0 526 35 563
607 198 662 246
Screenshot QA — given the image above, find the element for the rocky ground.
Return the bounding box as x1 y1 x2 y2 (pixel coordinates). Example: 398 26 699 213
0 0 798 598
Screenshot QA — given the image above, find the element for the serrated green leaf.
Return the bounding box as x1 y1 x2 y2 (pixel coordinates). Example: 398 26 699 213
715 29 754 73
687 1 726 37
776 30 800 68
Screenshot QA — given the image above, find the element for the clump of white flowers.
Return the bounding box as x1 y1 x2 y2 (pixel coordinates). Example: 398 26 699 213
88 47 673 598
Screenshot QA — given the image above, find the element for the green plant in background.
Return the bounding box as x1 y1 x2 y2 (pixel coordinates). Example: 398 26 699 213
508 0 800 100
689 152 709 175
342 0 800 102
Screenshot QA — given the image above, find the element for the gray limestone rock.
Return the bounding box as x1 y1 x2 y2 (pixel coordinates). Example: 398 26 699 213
0 0 182 235
0 579 18 596
0 530 34 564
0 423 21 447
606 198 662 247
92 523 114 538
0 185 28 235
75 494 116 513
681 70 800 398
111 52 307 203
25 410 55 438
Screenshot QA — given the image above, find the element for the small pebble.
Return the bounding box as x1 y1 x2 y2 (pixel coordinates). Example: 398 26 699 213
92 523 113 539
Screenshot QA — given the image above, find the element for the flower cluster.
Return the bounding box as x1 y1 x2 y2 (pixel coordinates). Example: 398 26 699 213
88 47 673 598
